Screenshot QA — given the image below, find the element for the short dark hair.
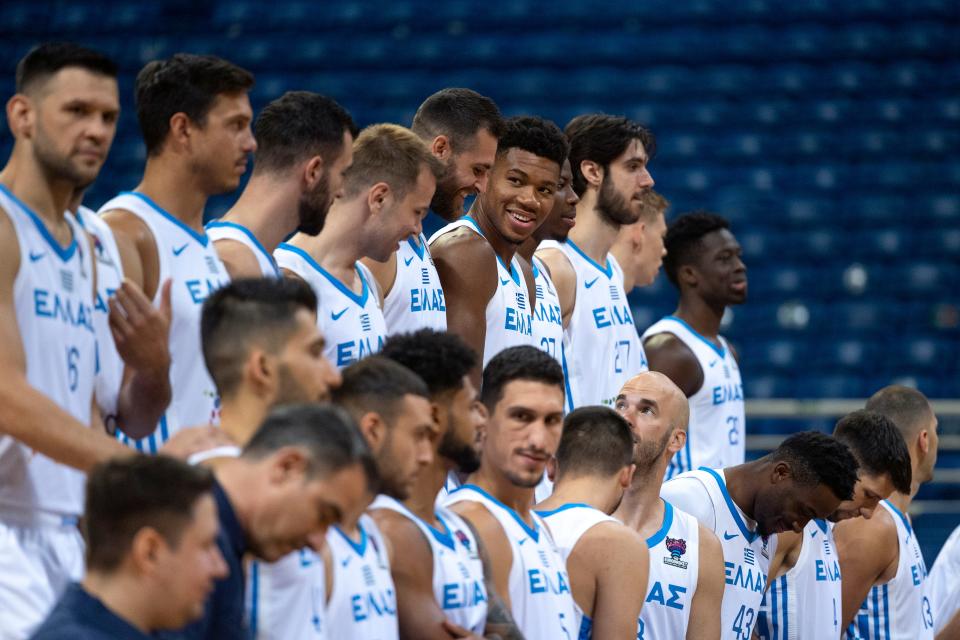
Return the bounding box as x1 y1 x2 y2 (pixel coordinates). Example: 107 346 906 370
555 406 634 481
496 116 569 168
333 356 430 423
564 114 656 196
135 53 254 155
16 42 117 94
411 88 504 151
662 211 731 287
201 277 318 397
834 410 912 495
84 455 214 572
253 91 358 175
480 346 564 411
244 403 378 492
865 385 934 439
380 329 477 396
770 431 859 501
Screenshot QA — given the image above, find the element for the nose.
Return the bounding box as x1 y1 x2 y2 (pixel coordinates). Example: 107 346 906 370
417 438 433 467
526 419 550 452
638 168 654 190
243 127 257 154
87 114 114 144
517 185 538 209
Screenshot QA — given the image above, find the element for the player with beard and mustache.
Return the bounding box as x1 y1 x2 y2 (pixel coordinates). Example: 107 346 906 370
208 92 357 279
613 371 724 640
537 114 656 410
374 329 525 639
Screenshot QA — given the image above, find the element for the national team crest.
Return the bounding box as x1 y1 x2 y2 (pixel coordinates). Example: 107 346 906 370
663 536 689 569
454 529 480 560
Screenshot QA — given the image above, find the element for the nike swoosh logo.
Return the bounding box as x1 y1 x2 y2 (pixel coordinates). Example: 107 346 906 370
810 530 817 538
585 277 599 288
340 557 351 567
172 243 189 256
723 531 738 540
709 359 719 367
28 251 46 262
403 256 415 267
331 308 348 321
500 278 511 286
518 538 528 546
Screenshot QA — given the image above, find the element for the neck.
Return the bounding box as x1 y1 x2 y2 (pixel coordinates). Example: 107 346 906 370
537 475 620 515
82 570 155 633
297 205 365 276
405 456 453 525
724 461 764 522
221 174 300 254
614 463 668 536
466 464 536 522
517 235 541 262
137 155 212 232
674 293 726 339
470 199 520 267
218 392 272 447
567 191 619 264
0 151 75 226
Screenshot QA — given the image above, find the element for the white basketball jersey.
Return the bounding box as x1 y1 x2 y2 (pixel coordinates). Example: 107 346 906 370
443 484 577 640
325 513 398 640
99 192 230 450
535 502 620 639
384 234 447 334
74 206 124 433
929 523 960 636
537 240 646 410
531 256 564 366
371 495 487 634
846 500 935 639
206 220 281 277
643 316 745 479
641 500 700 640
275 244 386 369
429 217 532 368
661 468 773 640
248 550 326 640
0 185 96 516
756 519 841 640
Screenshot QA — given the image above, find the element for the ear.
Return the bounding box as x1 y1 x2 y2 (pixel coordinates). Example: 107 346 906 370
128 526 166 575
634 222 648 250
242 349 276 398
667 428 686 456
357 412 387 454
620 463 636 489
917 429 930 456
580 159 604 190
302 155 325 190
678 264 698 288
168 112 192 152
771 461 792 484
6 94 33 138
430 401 444 433
366 182 391 215
545 456 558 483
431 135 452 161
269 446 311 483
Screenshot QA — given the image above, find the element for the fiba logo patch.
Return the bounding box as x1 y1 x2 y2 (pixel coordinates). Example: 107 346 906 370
664 536 689 569
455 529 480 560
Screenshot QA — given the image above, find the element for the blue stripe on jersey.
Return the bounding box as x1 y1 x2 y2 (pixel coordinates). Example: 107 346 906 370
663 315 726 358
770 576 779 639
780 575 788 639
699 467 758 542
119 191 209 246
406 234 426 260
565 238 613 278
333 523 369 556
424 512 456 551
882 584 891 638
0 184 78 260
206 220 280 276
872 585 881 639
561 346 575 414
646 501 674 548
461 216 521 285
535 503 593 518
451 484 540 542
276 243 371 307
578 614 593 640
249 560 260 635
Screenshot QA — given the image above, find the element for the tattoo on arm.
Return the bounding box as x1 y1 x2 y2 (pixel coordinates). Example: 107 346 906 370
462 518 526 640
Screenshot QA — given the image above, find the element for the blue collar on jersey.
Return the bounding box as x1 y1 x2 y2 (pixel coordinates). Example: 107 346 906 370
0 183 78 261
647 499 675 548
276 243 370 307
206 220 280 276
406 233 427 260
663 315 726 358
534 502 594 519
333 521 369 556
425 512 457 551
565 238 613 279
883 499 914 539
814 518 829 534
120 190 209 246
462 215 522 286
700 467 759 543
452 483 540 542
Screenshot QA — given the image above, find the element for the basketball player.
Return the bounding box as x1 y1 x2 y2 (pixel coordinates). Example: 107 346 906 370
444 346 578 639
208 92 357 278
0 42 138 639
535 406 650 639
431 116 568 380
101 54 255 447
835 386 940 638
376 329 523 639
929 523 960 638
660 431 858 639
276 124 441 369
643 212 747 478
362 88 504 336
613 372 725 640
755 409 912 640
609 189 669 293
163 403 373 640
536 114 654 409
32 456 227 638
311 357 435 639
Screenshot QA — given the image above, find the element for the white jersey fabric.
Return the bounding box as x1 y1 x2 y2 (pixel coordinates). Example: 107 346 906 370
429 217 532 367
73 206 124 435
537 239 646 410
384 233 446 334
99 192 230 449
325 513 398 640
845 500 935 639
929 523 960 635
643 316 745 478
531 256 564 366
275 244 386 369
756 519 841 640
248 549 327 640
640 500 700 640
443 484 577 640
661 467 774 640
206 220 281 278
371 495 487 634
535 502 620 639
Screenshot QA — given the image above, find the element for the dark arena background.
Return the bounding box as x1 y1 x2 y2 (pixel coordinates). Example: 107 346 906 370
2 0 957 561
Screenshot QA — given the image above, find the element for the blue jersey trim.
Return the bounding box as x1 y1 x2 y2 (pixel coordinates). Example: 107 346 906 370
333 522 369 557
882 499 913 539
406 233 427 260
535 502 594 519
206 220 280 276
780 574 788 639
452 484 540 542
814 518 829 534
422 512 456 552
0 184 78 262
561 344 575 413
249 560 260 635
462 215 522 285
565 238 613 278
276 243 370 307
646 500 675 548
699 467 758 543
119 191 209 246
662 315 726 358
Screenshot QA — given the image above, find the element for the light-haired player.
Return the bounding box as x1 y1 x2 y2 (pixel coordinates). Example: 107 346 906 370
609 188 669 293
276 124 441 369
101 54 255 447
208 91 357 279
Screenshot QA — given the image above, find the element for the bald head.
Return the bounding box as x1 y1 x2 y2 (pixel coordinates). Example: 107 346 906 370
615 371 689 475
617 371 689 432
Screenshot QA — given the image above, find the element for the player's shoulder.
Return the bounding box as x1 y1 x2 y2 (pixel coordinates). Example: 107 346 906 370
583 518 648 552
100 206 154 246
212 238 262 279
834 502 899 553
431 226 494 262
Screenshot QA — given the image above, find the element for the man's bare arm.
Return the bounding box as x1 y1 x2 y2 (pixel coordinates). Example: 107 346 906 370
643 333 704 398
460 514 525 640
213 238 269 280
834 508 899 629
687 525 723 640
